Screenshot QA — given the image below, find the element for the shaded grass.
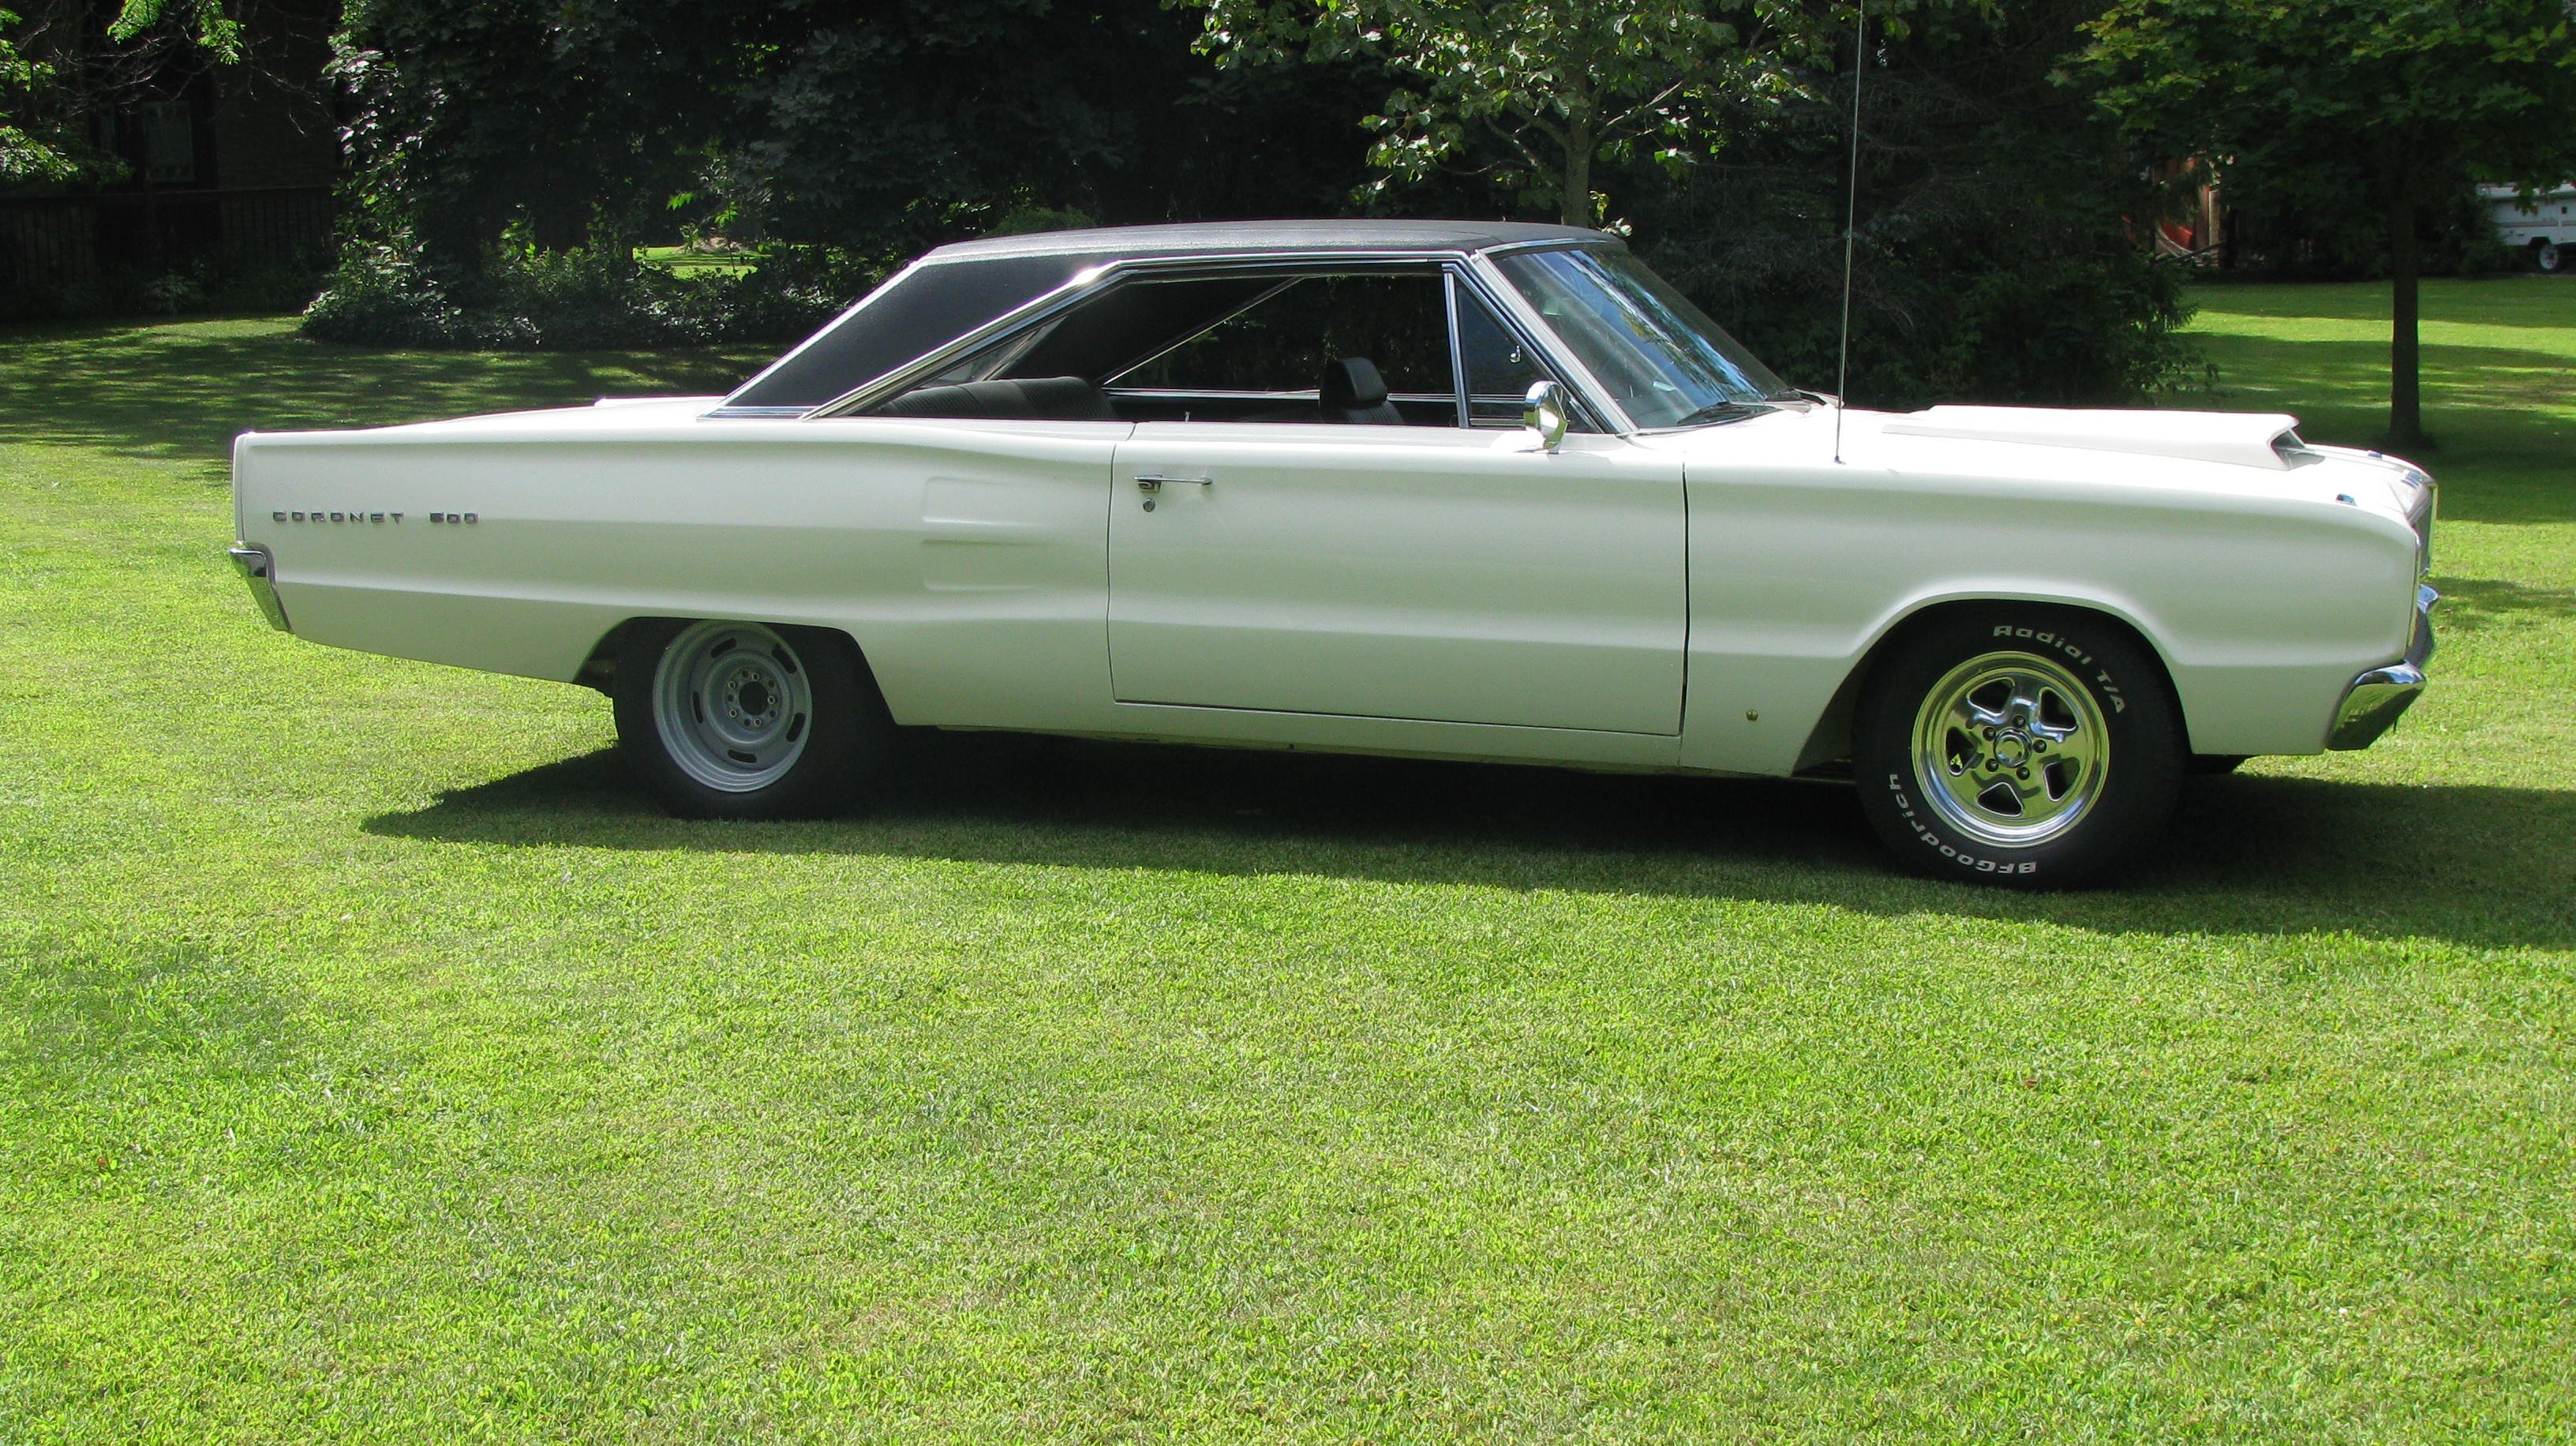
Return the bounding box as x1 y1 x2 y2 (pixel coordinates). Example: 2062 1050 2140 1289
0 305 2570 1442
0 316 770 474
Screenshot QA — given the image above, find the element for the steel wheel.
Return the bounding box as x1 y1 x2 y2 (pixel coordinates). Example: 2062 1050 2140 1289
2539 241 2565 274
1909 650 2111 848
650 620 815 793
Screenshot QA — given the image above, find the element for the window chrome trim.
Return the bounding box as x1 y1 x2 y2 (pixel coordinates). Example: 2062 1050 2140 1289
702 405 811 420
1443 269 1472 429
788 244 1636 434
1475 235 1625 259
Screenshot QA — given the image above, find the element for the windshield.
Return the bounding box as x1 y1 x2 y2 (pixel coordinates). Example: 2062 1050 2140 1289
1493 247 1795 429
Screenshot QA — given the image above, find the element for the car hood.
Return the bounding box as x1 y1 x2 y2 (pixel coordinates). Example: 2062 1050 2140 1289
1634 402 2432 537
1874 405 2305 471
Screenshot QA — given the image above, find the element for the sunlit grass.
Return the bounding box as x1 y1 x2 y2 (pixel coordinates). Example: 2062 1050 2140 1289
0 305 2570 1442
635 242 761 278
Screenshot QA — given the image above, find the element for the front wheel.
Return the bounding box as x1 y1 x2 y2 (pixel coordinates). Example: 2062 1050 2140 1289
2537 240 2565 274
1854 609 2183 888
613 618 889 819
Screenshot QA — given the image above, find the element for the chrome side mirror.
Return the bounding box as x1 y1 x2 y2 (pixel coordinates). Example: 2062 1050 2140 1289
1522 380 1569 451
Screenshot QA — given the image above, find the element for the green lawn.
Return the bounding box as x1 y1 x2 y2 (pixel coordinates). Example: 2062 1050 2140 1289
636 243 761 278
1 288 2570 1442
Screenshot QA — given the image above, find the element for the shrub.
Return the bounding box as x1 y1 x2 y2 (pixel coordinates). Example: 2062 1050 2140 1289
301 231 878 350
0 246 332 324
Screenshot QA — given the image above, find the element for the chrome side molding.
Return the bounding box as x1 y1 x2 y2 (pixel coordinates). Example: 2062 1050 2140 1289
227 543 290 632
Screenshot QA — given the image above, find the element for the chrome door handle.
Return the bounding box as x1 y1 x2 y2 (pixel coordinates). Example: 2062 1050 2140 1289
1134 474 1211 492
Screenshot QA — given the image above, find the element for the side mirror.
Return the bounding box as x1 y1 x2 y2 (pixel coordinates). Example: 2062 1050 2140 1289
1522 380 1569 451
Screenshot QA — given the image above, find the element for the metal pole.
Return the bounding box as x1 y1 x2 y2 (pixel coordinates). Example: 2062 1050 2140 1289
1833 0 1865 465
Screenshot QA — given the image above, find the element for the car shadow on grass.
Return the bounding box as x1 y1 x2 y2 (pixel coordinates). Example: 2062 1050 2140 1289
365 732 2576 953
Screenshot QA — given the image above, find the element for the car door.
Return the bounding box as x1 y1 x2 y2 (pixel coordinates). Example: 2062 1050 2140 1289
1107 414 1687 736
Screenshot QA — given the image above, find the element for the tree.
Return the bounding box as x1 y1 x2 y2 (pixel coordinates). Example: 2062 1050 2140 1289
1631 0 2191 409
0 9 79 182
2081 0 2576 448
330 0 1387 270
0 0 243 183
1193 0 1860 227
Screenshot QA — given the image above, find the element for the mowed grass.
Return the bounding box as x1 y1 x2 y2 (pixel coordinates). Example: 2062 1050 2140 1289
0 292 2570 1442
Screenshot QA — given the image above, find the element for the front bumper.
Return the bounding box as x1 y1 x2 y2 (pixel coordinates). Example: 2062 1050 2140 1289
2328 583 2436 750
227 543 290 631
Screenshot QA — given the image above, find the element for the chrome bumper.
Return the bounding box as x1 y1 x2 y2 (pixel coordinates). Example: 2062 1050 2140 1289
227 543 290 631
2328 583 2436 750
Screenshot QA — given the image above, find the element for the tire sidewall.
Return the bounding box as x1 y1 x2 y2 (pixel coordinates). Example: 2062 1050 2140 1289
1855 609 2183 888
612 619 886 819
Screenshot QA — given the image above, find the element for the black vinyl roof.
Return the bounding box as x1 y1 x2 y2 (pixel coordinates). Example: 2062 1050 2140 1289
724 220 1612 411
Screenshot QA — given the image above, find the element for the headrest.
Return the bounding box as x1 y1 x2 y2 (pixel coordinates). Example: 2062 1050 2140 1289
1320 358 1389 409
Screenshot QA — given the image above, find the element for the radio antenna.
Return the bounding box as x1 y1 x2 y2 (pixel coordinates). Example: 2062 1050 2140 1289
1832 0 1865 465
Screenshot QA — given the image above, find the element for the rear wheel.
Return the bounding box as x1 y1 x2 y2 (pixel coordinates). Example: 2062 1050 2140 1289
2537 239 2565 273
613 618 889 819
1855 608 2183 888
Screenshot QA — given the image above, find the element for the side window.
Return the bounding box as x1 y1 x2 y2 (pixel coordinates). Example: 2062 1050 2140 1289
1118 273 1454 398
1456 285 1552 429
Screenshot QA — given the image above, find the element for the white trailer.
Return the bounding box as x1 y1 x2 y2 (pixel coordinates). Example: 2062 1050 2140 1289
2481 182 2576 272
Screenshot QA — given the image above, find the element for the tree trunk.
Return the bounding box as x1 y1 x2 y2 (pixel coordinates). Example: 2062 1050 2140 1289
1559 117 1593 227
2386 186 2424 450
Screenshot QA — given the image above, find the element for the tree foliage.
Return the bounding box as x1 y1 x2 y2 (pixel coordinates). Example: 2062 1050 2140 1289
317 0 2188 411
1629 0 2190 406
1191 1 1990 226
331 0 1387 270
0 0 245 183
2080 0 2576 444
1195 0 1822 224
0 9 77 182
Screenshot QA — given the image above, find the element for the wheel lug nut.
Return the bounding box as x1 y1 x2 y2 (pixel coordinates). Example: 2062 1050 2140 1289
2017 767 2030 780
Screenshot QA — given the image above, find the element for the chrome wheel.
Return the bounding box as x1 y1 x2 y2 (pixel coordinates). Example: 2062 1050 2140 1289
650 620 814 793
1910 650 2110 848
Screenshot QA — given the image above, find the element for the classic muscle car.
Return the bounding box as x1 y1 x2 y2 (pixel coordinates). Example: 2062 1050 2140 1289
228 220 2437 886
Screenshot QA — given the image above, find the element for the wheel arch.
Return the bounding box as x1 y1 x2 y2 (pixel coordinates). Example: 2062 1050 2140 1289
575 615 880 697
1791 594 2188 775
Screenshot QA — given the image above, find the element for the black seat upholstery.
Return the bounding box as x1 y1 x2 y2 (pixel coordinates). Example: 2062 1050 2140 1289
1319 358 1404 425
874 375 1118 421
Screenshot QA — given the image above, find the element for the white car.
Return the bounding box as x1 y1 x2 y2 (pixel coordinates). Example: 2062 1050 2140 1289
229 221 2436 886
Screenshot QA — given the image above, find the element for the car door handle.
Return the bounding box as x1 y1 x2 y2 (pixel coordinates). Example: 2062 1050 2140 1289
1134 474 1211 492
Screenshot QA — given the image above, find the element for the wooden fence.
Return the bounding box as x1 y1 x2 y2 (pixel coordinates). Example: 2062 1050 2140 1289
0 185 335 291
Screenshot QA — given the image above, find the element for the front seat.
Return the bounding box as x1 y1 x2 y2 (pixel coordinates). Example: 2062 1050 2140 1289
1318 358 1405 425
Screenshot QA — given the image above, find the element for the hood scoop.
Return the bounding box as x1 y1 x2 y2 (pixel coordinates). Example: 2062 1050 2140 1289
1880 406 2305 471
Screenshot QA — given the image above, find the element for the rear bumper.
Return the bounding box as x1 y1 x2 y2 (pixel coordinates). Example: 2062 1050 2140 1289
227 543 290 632
2327 583 2436 750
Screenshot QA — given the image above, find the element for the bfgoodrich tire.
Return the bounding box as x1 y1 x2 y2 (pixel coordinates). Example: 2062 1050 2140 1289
613 618 891 819
1855 607 2184 888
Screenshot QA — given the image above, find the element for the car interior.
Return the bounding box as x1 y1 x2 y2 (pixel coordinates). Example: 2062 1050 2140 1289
860 268 1566 429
